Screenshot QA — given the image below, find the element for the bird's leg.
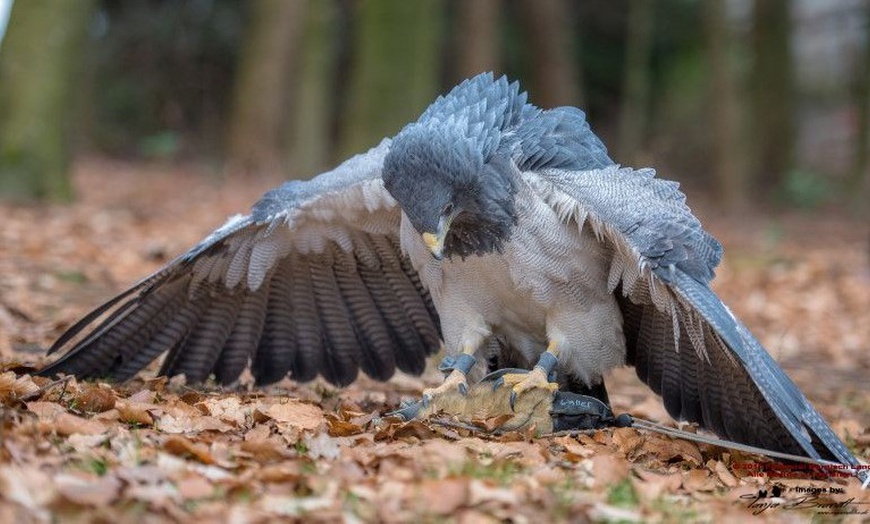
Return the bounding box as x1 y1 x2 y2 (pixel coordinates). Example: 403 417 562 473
421 350 477 407
497 341 560 409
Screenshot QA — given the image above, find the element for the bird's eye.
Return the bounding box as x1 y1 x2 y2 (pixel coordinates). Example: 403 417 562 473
442 203 454 216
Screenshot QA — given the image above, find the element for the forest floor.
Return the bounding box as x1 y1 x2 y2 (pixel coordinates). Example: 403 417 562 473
0 158 868 522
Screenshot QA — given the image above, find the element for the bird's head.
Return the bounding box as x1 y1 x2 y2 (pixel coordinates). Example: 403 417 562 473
383 122 518 260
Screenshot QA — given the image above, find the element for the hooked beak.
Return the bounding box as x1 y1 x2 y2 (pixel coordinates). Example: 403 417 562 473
422 215 452 260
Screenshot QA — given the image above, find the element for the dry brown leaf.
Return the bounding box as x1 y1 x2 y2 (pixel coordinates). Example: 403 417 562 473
257 463 303 484
240 437 289 464
415 478 469 515
175 474 214 499
116 400 155 426
198 397 247 427
553 435 594 459
258 400 324 431
51 412 107 436
127 389 156 404
26 400 66 419
55 473 121 506
591 453 631 486
682 469 717 492
0 372 40 403
639 435 703 466
612 427 642 456
631 469 683 501
711 460 739 487
375 419 436 441
157 414 232 433
471 413 514 432
0 465 57 514
163 436 215 464
325 413 364 437
72 384 116 413
304 432 341 459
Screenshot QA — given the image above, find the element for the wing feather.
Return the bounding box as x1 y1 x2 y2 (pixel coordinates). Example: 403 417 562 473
535 164 862 470
214 284 269 384
42 139 442 387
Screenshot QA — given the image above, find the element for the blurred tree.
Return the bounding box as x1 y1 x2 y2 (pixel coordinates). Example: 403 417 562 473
618 0 654 164
516 0 582 108
340 0 443 158
227 0 306 175
92 1 243 159
287 0 339 178
750 0 795 196
705 0 745 209
0 0 96 201
454 0 501 79
850 0 870 201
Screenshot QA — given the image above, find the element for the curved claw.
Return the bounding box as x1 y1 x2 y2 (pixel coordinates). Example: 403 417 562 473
421 368 469 409
497 367 559 411
485 368 530 391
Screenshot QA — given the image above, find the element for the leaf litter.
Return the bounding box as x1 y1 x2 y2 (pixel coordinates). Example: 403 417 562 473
0 159 867 522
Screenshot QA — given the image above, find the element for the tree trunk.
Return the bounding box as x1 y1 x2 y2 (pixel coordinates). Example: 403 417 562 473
516 0 582 108
0 0 96 201
750 0 795 196
226 0 306 176
705 0 746 210
849 0 870 203
286 0 339 178
455 0 501 79
339 0 443 158
617 0 654 164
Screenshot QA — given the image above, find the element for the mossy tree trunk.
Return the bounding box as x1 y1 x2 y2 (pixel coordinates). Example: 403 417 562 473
516 0 582 109
286 0 339 178
454 0 501 80
226 0 306 176
0 0 96 201
339 0 443 158
750 0 795 197
617 0 654 164
849 0 870 203
705 0 746 210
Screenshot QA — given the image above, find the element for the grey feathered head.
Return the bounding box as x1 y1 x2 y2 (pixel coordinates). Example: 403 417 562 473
383 120 518 259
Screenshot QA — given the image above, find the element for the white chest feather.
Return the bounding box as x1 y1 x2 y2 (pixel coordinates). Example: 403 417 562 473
400 178 626 384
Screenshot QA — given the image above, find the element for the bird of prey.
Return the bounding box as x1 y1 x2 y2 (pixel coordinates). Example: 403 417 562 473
42 73 863 475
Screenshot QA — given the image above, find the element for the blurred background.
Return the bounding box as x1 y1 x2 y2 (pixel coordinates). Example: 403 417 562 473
0 0 867 212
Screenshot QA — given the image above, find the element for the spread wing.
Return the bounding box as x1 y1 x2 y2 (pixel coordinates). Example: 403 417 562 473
513 109 859 468
530 163 859 467
41 139 441 387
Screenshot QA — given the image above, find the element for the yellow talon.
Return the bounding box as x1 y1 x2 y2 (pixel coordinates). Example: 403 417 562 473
501 367 559 395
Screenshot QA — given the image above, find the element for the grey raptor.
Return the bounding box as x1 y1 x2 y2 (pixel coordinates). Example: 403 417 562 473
42 73 864 475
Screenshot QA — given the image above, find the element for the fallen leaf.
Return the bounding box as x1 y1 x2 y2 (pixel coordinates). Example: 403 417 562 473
612 427 642 456
157 414 232 433
175 474 214 499
72 384 116 413
198 396 246 427
258 401 324 431
591 453 631 486
240 437 289 464
163 436 215 464
0 372 40 403
116 400 154 426
55 473 121 506
52 412 107 436
711 460 738 487
682 469 717 492
415 478 468 515
631 469 683 501
304 432 341 460
325 413 364 437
